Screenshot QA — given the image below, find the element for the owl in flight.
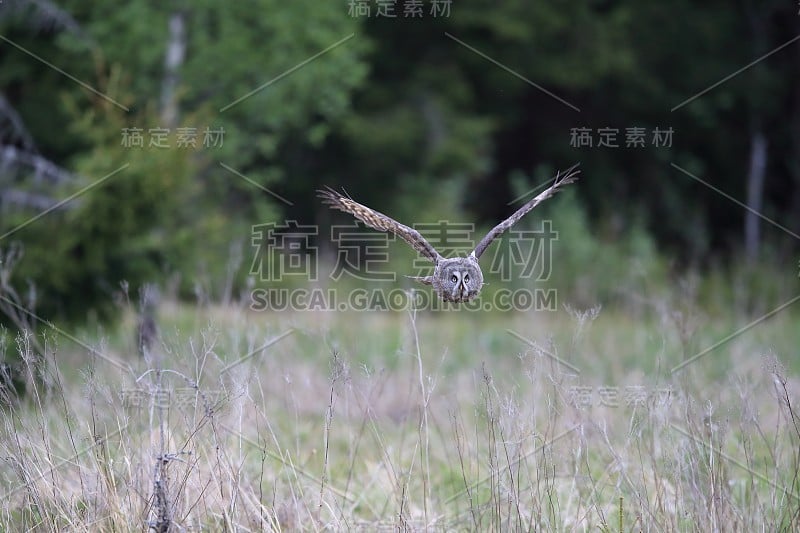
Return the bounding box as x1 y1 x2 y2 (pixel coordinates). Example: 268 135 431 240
318 165 579 303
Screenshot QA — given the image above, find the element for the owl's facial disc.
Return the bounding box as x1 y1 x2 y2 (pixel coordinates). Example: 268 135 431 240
447 269 473 302
436 258 483 303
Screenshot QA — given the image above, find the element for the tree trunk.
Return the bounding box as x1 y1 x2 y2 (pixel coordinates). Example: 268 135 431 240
160 11 186 128
744 128 767 261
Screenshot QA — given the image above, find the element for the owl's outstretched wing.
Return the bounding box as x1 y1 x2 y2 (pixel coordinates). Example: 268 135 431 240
318 187 443 264
471 164 580 260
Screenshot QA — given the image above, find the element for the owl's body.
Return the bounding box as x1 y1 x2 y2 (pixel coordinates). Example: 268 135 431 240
319 165 578 303
414 256 484 303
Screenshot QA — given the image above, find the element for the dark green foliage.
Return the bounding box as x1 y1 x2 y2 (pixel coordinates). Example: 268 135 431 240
0 0 367 324
0 0 797 330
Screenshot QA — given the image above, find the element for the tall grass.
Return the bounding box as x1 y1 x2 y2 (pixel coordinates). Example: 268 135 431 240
0 293 798 531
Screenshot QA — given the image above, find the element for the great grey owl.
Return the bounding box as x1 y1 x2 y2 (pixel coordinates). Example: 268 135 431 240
318 165 579 302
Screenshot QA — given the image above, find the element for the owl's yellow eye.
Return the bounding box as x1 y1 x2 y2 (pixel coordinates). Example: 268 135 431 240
464 274 470 283
451 274 457 283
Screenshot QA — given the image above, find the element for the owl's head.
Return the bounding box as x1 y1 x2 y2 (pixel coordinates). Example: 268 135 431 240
434 257 484 303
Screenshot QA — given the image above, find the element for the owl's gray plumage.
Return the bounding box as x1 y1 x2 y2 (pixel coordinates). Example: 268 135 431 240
318 165 579 303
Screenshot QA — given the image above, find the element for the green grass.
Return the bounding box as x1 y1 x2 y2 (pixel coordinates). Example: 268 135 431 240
0 295 798 531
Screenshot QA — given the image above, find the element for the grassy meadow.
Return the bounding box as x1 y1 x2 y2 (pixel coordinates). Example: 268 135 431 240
0 285 798 531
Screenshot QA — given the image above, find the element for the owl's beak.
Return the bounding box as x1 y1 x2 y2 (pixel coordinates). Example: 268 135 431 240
458 282 469 301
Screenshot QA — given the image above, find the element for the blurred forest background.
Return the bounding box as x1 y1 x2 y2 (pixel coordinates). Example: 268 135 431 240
0 0 799 327
3 3 800 528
